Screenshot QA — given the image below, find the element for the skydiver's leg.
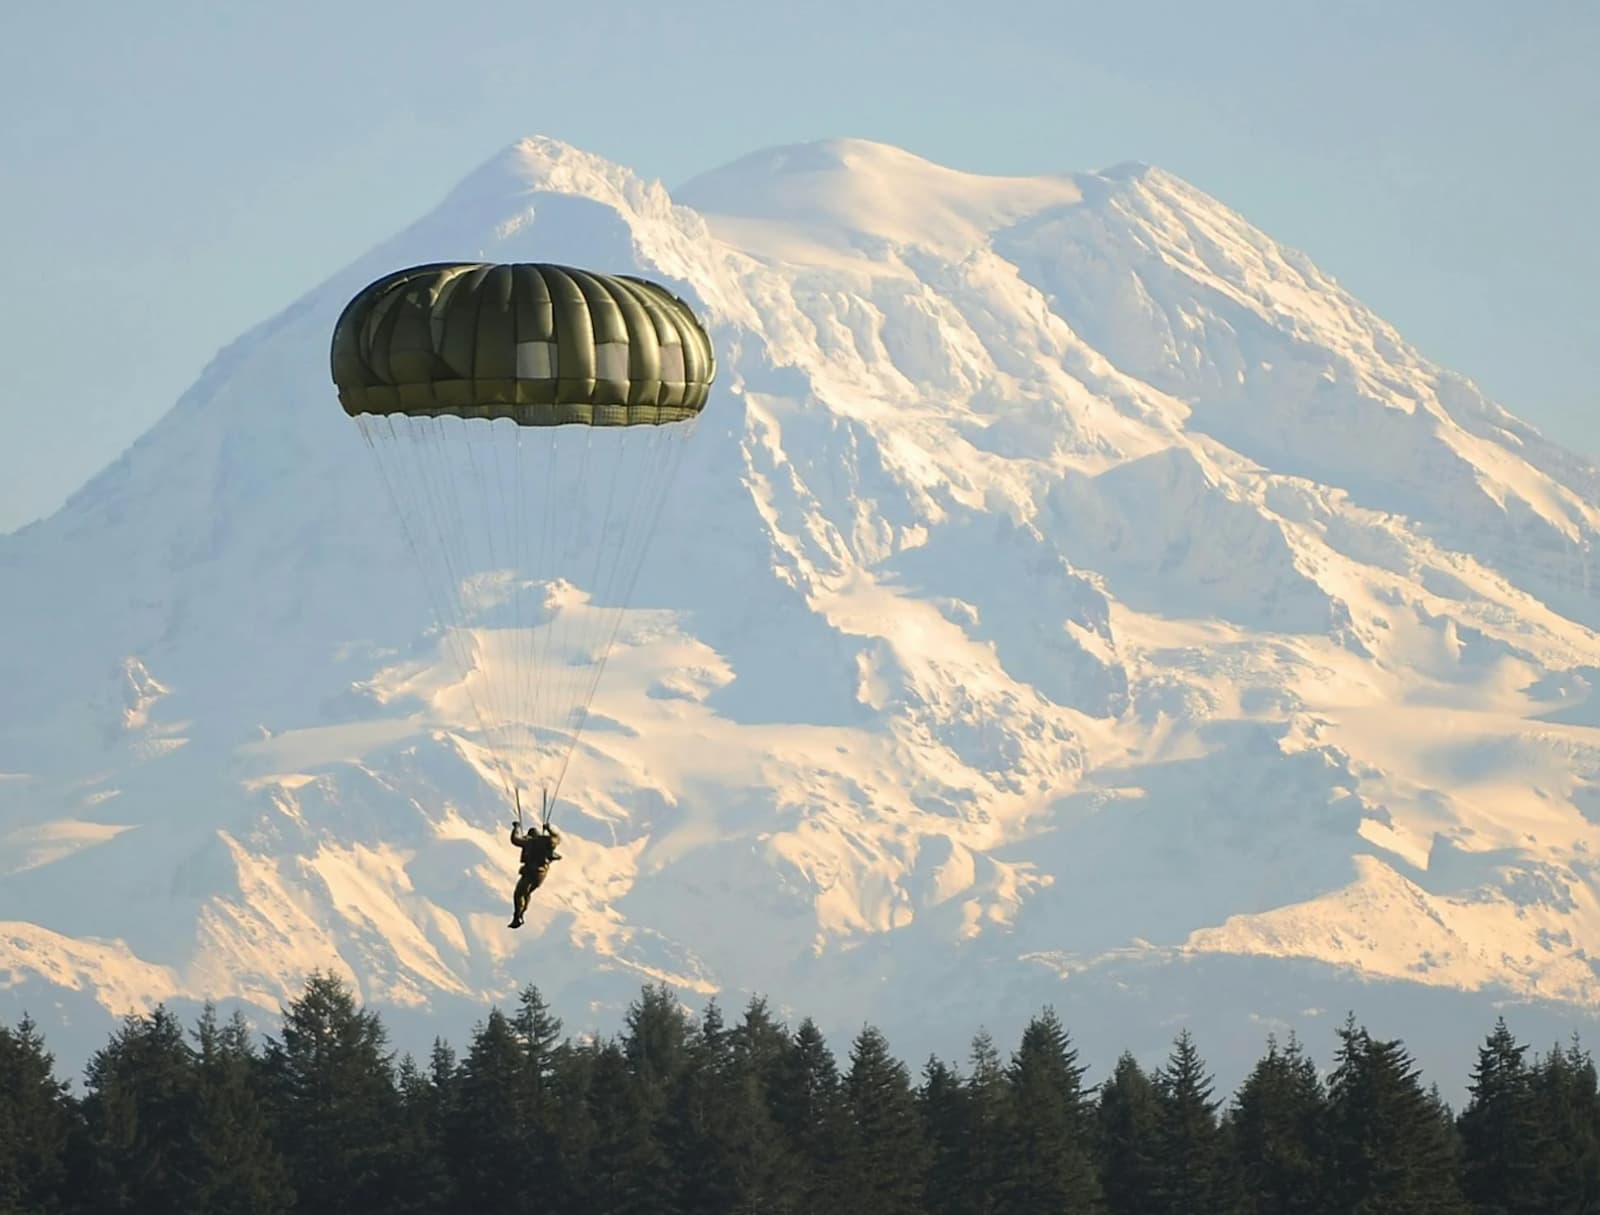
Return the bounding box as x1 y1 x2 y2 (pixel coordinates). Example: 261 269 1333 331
510 873 534 928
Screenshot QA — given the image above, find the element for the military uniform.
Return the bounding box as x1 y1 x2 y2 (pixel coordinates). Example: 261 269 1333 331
508 823 561 928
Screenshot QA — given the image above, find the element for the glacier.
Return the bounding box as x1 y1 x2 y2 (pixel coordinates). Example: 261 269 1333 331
2 135 1598 1094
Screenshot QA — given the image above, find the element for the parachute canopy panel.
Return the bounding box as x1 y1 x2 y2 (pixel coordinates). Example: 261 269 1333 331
331 262 716 426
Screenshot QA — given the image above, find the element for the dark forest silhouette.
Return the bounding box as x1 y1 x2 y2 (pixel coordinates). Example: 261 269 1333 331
3 973 1597 1213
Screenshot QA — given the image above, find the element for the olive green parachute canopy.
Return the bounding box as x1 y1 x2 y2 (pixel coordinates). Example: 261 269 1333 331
331 262 716 425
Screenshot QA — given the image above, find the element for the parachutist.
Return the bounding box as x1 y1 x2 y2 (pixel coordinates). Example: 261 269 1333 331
507 819 562 929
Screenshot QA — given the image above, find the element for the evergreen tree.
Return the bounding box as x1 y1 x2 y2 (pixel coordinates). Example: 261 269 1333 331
546 1037 601 1215
511 986 576 1210
1227 1033 1327 1215
584 1039 673 1215
512 983 564 1099
608 984 691 1212
660 1001 735 1215
1095 1052 1162 1215
262 971 401 1215
189 1005 294 1215
0 1014 77 1215
730 996 791 1090
451 1007 545 1213
1326 1016 1467 1214
730 996 802 1210
77 1005 206 1214
841 1025 927 1215
661 999 789 1215
426 1036 461 1162
965 1032 1015 1215
718 1000 794 1212
622 983 691 1102
1458 1018 1541 1214
1000 1009 1103 1213
1527 1037 1600 1212
918 1055 970 1215
772 1017 848 1215
1152 1029 1224 1215
392 1052 455 1214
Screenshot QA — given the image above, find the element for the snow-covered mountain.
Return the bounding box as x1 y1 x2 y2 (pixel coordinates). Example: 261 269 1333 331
4 135 1599 1091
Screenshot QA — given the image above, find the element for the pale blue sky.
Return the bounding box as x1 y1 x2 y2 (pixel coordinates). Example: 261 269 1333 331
2 0 1595 532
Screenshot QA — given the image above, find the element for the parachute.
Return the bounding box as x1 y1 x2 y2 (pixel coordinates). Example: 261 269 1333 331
331 261 715 817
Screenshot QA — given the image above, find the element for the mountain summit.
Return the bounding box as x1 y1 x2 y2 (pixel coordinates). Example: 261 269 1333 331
3 136 1597 1082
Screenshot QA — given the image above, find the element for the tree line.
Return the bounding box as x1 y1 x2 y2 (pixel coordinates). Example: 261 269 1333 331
2 972 1597 1214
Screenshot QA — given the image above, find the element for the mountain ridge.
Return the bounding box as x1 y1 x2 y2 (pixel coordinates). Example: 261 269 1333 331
2 134 1597 1088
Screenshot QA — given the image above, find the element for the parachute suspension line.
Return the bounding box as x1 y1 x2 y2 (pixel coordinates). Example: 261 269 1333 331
512 418 561 798
458 415 517 788
557 425 604 763
548 422 675 798
493 417 528 783
454 414 524 810
550 416 700 800
508 421 529 791
542 421 648 807
356 415 514 809
414 414 514 808
521 422 563 783
548 421 631 798
526 423 564 778
365 414 478 720
420 414 520 808
528 429 598 787
360 412 697 816
412 414 511 804
566 429 627 784
487 418 526 797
